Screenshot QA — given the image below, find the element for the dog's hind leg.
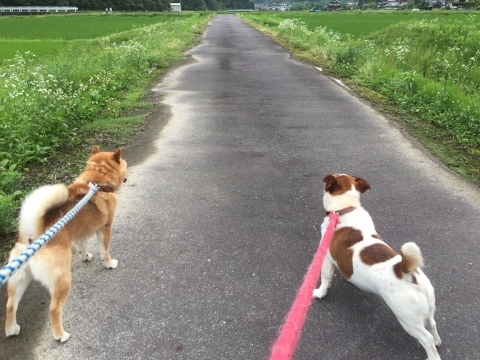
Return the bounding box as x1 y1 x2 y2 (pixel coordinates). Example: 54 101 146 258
49 273 71 342
420 270 441 346
398 318 441 360
425 296 441 348
36 245 73 342
386 291 441 360
427 314 441 347
97 227 118 269
313 255 335 299
5 266 33 337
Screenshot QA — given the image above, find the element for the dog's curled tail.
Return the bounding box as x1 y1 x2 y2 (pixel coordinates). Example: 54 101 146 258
397 242 424 275
18 184 69 244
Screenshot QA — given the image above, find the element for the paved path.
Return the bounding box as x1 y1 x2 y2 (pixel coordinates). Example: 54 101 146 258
1 14 479 360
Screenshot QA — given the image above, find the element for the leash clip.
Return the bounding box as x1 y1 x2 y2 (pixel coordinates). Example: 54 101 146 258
88 182 99 191
328 211 340 227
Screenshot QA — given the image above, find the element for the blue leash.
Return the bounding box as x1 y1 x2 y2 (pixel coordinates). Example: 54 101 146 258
0 183 99 287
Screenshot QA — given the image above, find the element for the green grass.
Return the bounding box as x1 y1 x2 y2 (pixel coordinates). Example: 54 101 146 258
83 115 146 145
0 39 82 62
0 12 214 252
247 11 480 38
0 13 196 62
0 13 175 40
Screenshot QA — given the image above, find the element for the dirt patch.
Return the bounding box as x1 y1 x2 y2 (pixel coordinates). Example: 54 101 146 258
120 90 172 168
119 56 196 167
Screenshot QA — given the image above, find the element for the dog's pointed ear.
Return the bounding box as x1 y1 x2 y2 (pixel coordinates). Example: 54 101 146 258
91 145 101 155
323 174 336 192
112 147 122 164
355 177 371 193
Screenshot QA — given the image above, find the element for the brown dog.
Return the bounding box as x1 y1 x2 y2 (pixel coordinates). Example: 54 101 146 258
5 145 127 342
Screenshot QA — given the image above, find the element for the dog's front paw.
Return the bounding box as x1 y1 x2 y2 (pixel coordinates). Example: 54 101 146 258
53 331 70 342
83 253 93 262
6 324 20 337
103 259 118 269
313 287 328 299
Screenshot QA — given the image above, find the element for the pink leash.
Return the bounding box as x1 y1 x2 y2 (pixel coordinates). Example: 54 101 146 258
269 212 340 360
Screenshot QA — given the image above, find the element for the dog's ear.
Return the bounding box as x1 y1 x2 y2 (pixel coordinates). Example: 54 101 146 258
112 147 122 164
323 174 337 192
355 177 371 193
91 145 101 155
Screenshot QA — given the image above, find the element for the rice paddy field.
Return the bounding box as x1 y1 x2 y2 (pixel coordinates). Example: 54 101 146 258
0 13 189 61
3 11 478 62
245 10 480 38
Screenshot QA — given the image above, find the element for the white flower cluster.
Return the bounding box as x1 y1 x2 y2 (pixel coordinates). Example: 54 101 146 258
1 53 73 124
278 19 309 35
313 26 341 45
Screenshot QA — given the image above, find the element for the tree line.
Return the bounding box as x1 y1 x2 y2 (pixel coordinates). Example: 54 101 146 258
183 0 254 10
0 0 255 11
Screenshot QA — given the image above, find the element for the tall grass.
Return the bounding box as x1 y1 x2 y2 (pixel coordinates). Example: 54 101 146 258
0 12 213 237
364 19 480 144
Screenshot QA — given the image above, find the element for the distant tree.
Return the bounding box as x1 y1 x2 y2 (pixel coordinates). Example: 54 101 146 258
2 0 266 9
289 3 302 10
182 0 207 10
2 0 171 10
204 0 219 10
111 0 140 11
414 0 428 9
218 0 235 8
3 0 31 5
217 0 254 9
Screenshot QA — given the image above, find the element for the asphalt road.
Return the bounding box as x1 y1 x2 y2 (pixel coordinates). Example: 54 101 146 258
1 14 480 360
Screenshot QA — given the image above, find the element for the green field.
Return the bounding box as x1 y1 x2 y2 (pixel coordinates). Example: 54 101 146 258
0 13 188 61
3 11 478 61
247 11 480 38
0 13 176 39
0 12 214 244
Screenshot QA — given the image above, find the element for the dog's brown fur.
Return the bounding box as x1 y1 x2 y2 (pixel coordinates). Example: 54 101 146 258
5 145 127 342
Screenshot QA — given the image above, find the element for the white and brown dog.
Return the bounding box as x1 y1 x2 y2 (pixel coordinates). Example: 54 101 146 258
313 174 441 360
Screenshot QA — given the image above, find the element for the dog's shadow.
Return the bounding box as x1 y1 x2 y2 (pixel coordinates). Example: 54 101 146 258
299 274 433 359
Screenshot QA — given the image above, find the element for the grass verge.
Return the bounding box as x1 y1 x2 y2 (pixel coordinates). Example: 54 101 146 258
0 12 214 262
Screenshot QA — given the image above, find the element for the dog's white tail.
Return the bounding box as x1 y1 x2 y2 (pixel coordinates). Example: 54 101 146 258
397 242 424 275
18 184 69 244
